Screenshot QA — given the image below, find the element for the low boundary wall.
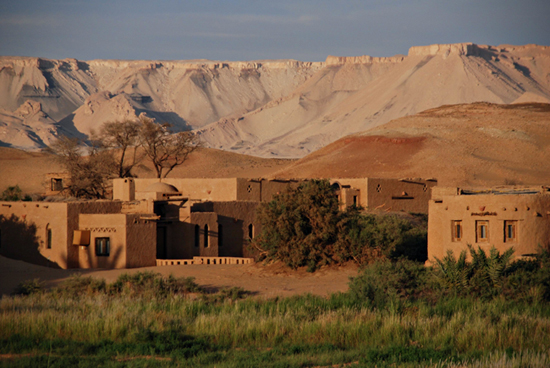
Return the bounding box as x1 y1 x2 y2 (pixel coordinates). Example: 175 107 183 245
156 257 254 266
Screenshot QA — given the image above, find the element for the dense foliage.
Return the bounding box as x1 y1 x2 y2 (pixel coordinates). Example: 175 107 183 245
251 179 427 270
349 246 550 308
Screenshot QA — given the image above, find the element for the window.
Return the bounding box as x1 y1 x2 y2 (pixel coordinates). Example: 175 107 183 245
204 225 209 247
353 196 358 206
504 220 517 243
51 178 63 191
46 228 52 249
452 221 462 242
218 224 223 247
248 224 254 239
95 237 110 256
194 225 200 247
476 221 489 243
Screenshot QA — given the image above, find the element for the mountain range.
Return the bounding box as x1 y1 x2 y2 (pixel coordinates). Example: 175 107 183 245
1 43 549 157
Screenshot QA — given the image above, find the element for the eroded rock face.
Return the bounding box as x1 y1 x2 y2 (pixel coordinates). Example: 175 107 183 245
1 43 550 154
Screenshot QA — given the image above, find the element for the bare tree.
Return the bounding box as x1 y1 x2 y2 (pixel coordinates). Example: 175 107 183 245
138 116 199 179
93 119 141 178
49 136 116 198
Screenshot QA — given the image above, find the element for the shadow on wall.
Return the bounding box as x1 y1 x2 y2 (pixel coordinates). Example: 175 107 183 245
79 241 126 269
0 214 61 268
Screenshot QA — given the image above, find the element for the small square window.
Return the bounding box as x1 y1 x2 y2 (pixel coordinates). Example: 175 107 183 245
95 237 110 257
504 220 517 243
51 178 63 192
452 221 462 242
476 221 489 243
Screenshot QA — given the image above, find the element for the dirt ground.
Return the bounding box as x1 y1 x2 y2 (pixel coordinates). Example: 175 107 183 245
0 255 359 298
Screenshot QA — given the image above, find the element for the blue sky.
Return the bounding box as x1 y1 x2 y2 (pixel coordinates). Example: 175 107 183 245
1 0 549 61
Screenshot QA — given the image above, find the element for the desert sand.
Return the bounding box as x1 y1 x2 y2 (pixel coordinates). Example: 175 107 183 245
0 255 358 297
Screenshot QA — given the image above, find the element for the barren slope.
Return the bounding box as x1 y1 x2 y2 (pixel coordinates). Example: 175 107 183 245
273 103 550 187
0 146 293 195
1 43 549 155
199 44 550 157
0 57 321 150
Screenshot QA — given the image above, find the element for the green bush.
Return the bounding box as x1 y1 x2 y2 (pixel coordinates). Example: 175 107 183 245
1 185 31 201
433 245 550 301
253 180 341 270
335 209 427 264
12 278 43 295
109 271 203 297
252 180 427 270
53 274 107 297
348 259 432 309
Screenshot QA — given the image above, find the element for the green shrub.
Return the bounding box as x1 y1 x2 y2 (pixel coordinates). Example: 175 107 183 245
252 180 428 270
252 179 341 270
348 259 431 309
12 278 43 295
433 245 550 301
109 271 202 297
335 209 427 264
1 185 31 201
53 274 107 297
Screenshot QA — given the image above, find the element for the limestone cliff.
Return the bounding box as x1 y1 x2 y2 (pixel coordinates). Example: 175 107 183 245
1 43 549 154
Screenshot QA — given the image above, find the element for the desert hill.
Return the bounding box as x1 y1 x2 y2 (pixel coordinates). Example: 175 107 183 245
2 102 548 195
1 43 549 156
0 146 293 195
273 102 550 187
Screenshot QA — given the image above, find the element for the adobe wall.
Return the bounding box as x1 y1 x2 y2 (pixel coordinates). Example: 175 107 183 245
161 221 196 259
188 212 220 257
122 214 156 268
209 201 260 257
0 201 69 268
117 178 241 202
66 201 123 268
114 178 307 204
259 179 303 202
78 213 129 268
236 178 261 201
112 178 135 201
366 178 436 213
428 191 550 263
330 179 369 207
178 201 260 259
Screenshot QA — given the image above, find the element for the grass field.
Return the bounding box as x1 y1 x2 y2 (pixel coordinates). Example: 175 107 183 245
1 268 550 367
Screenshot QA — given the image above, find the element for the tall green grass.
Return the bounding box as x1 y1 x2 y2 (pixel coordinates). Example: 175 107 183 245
1 268 550 367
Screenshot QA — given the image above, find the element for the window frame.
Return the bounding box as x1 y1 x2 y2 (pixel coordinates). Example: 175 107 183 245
451 220 462 242
51 178 63 192
504 220 518 243
476 220 489 243
95 237 110 257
